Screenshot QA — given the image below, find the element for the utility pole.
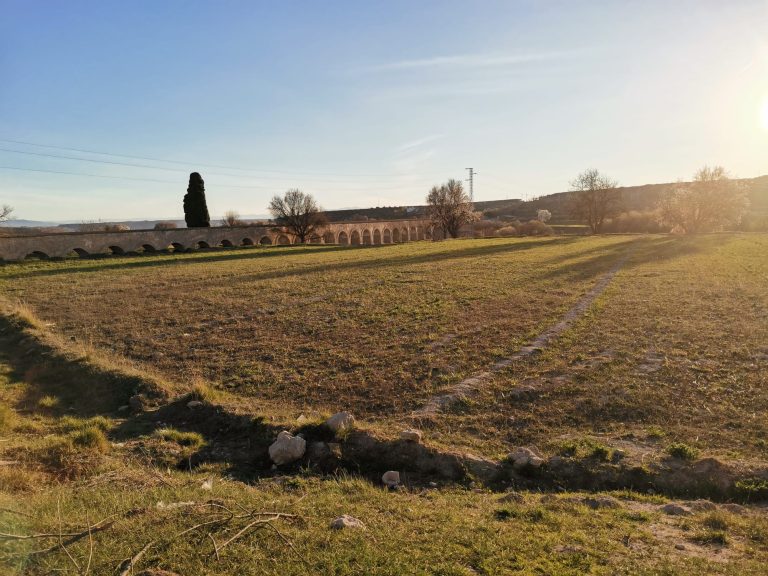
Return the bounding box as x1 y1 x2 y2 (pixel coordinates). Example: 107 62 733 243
465 167 476 201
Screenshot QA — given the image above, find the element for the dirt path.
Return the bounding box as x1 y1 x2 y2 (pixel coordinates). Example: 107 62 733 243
414 246 635 416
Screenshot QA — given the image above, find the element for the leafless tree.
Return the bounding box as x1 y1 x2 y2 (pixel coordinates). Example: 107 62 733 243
0 205 13 222
268 189 327 243
657 166 749 234
569 169 621 233
426 179 476 239
221 210 245 227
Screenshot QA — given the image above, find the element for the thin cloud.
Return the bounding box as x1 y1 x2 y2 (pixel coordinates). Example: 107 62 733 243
395 134 444 153
372 51 577 71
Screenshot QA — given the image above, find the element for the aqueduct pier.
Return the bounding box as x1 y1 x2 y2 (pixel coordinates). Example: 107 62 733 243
0 219 434 262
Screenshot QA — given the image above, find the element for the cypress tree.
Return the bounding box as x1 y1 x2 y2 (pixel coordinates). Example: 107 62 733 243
183 172 211 228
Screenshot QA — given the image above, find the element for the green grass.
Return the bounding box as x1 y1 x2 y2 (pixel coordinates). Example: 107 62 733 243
1 234 768 574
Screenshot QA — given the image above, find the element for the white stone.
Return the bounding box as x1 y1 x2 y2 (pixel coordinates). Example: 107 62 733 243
187 400 203 409
400 429 423 443
382 470 400 488
330 515 365 530
200 478 213 491
325 412 355 433
509 447 540 469
268 431 307 465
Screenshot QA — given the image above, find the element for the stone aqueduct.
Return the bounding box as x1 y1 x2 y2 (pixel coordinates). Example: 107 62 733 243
0 219 434 262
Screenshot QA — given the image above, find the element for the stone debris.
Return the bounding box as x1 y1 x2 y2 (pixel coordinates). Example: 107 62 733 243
187 400 203 409
325 412 355 433
508 447 543 470
330 515 365 530
382 470 401 488
268 431 307 465
307 441 331 461
400 429 423 443
581 496 621 510
660 503 692 516
128 394 145 412
200 478 213 491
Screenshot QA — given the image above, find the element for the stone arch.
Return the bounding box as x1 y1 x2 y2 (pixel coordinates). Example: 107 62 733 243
323 230 336 244
109 245 125 255
402 227 409 241
417 227 425 241
25 251 49 260
242 237 255 246
71 248 89 258
258 236 272 245
196 241 211 249
411 226 418 241
338 231 349 245
142 244 156 253
221 239 234 248
373 229 382 245
392 228 400 243
309 234 322 244
276 234 291 245
362 229 372 245
383 229 392 244
350 230 361 246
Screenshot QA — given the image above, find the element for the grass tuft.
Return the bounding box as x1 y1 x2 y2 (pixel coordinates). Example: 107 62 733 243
666 442 699 461
155 428 206 449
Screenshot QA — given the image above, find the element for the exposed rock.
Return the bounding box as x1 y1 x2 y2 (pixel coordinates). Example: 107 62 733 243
582 496 621 510
187 400 203 409
660 503 691 516
307 441 331 461
498 491 524 503
325 412 355 433
686 499 717 512
400 429 423 443
722 503 746 515
528 456 545 468
509 447 539 470
382 470 401 488
462 454 499 481
268 431 306 465
129 394 145 412
200 478 213 491
330 515 365 530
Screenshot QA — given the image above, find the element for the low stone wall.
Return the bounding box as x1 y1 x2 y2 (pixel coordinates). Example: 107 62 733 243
0 219 432 261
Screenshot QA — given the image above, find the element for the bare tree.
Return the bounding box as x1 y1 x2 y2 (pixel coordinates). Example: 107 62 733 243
569 169 621 233
0 205 13 222
268 189 327 243
657 166 749 234
426 179 476 239
221 210 245 227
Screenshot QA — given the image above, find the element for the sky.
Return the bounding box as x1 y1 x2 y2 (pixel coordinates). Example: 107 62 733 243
1 0 768 222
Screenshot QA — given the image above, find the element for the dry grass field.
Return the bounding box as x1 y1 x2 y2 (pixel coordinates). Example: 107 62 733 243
1 234 767 574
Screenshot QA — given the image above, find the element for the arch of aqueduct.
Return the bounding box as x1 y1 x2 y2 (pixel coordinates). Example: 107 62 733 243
0 219 434 262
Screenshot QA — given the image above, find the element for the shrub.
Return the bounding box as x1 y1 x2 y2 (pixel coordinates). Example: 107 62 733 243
154 221 178 230
703 512 729 532
667 442 699 460
155 428 205 449
70 426 110 453
38 395 59 409
38 436 105 479
60 415 112 433
0 403 17 432
517 220 554 236
496 226 517 237
603 210 670 233
735 478 768 501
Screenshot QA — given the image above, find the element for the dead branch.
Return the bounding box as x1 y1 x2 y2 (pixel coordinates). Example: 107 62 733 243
117 540 155 576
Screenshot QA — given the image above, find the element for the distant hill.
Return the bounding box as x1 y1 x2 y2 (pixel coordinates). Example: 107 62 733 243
323 175 768 226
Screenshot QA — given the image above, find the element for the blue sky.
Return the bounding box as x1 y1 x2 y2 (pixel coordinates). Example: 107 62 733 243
2 0 768 221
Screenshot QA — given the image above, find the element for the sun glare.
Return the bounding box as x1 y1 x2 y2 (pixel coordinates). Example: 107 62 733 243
761 98 768 131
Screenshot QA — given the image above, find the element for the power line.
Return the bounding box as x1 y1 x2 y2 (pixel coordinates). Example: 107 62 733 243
0 164 434 192
0 146 439 188
0 137 445 180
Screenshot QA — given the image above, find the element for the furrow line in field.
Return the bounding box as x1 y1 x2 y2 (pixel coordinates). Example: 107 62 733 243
413 247 635 416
